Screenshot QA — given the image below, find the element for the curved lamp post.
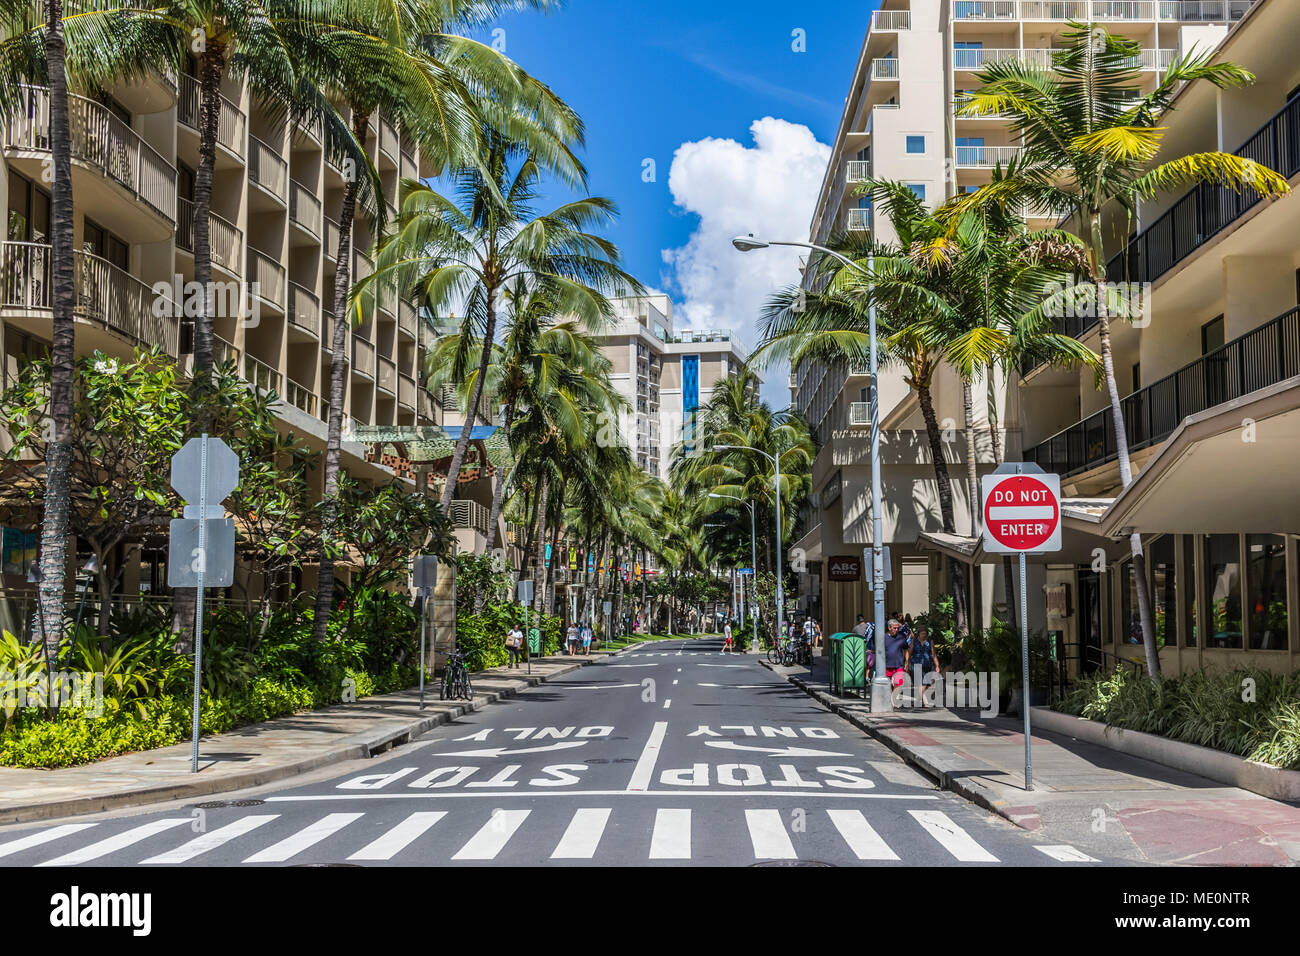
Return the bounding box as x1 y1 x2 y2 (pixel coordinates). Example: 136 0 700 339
709 491 760 652
731 234 891 713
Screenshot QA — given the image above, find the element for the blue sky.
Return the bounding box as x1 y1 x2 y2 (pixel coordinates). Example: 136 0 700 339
465 0 877 406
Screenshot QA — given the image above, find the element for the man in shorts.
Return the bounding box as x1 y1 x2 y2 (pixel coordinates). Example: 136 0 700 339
566 622 580 655
721 619 733 654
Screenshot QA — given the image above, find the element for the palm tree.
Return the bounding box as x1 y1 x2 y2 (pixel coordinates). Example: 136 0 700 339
952 23 1290 675
362 138 641 521
308 0 588 640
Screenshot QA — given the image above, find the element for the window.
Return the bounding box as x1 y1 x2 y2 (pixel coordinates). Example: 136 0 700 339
906 135 925 154
83 219 129 270
1182 536 1197 647
1120 560 1148 647
1203 534 1242 649
1132 362 1141 391
962 185 980 194
907 184 926 201
7 172 50 242
1200 314 1225 354
1149 536 1176 648
1246 534 1288 649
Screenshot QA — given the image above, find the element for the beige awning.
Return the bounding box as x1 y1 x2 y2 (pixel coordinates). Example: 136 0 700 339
917 498 1123 565
1098 376 1300 536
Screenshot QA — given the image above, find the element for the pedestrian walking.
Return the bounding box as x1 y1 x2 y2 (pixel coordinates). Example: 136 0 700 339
582 621 592 655
721 620 733 654
566 622 580 656
884 618 910 689
908 625 939 707
505 621 524 669
852 614 869 637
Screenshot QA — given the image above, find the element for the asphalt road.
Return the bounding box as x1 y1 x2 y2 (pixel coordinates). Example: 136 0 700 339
0 637 1120 867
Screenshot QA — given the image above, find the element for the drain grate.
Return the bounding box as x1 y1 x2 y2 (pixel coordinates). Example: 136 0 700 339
584 758 610 764
751 860 835 867
192 801 230 809
230 799 265 807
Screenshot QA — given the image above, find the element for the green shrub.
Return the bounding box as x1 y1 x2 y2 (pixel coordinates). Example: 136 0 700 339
1055 666 1300 769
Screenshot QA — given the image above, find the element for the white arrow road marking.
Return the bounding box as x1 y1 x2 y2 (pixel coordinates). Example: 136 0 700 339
436 741 588 758
626 720 668 792
704 741 852 757
1034 844 1099 863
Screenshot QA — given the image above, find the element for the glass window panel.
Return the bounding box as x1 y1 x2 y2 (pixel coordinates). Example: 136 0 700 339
1149 536 1175 649
1247 534 1288 650
1182 535 1196 647
1121 560 1144 647
1204 534 1242 649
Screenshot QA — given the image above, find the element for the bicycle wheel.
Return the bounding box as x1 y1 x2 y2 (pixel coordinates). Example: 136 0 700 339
767 647 779 665
439 669 451 701
456 671 472 700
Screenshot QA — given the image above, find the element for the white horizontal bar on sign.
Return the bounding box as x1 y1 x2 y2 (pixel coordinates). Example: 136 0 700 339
988 506 1055 521
182 505 227 519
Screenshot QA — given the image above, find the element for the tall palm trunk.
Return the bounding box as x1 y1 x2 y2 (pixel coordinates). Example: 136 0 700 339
1088 215 1159 678
917 382 970 638
531 473 549 620
483 402 515 551
441 293 497 516
961 380 979 536
313 109 369 642
985 369 1018 632
35 0 75 661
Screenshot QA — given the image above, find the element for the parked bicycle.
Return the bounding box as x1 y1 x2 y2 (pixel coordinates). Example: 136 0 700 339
439 647 473 701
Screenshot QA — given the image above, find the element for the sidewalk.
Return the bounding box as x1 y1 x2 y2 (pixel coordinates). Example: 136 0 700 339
0 648 626 826
766 655 1300 865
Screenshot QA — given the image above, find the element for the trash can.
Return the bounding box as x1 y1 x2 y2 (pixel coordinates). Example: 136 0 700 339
827 632 867 697
527 627 541 656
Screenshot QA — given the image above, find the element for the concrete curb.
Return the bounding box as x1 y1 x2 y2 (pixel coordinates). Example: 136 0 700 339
1 648 636 825
1031 706 1300 803
761 661 1025 825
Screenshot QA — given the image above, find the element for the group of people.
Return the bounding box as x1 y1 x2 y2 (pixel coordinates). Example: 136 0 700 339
851 612 940 706
565 621 595 656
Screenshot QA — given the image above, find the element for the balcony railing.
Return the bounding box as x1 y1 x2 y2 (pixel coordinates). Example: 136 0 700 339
870 58 900 81
0 241 179 355
288 281 320 337
284 378 317 417
398 373 416 409
398 300 417 338
376 355 397 394
871 10 910 30
848 401 870 426
956 145 1022 167
321 309 336 352
6 86 176 224
324 217 340 261
352 337 375 378
177 73 245 154
289 180 322 238
1105 95 1300 287
845 159 872 183
1024 305 1300 476
1158 0 1254 18
175 198 242 274
241 351 282 396
248 135 287 201
953 0 1253 18
376 279 396 318
449 499 491 536
247 246 286 311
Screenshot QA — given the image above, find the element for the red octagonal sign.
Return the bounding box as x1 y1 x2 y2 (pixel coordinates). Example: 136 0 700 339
981 473 1062 554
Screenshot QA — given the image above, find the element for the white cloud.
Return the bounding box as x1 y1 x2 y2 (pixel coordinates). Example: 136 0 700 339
661 117 830 408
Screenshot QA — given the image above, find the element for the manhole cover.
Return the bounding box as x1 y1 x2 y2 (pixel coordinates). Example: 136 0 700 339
751 860 835 867
230 799 265 807
192 801 229 809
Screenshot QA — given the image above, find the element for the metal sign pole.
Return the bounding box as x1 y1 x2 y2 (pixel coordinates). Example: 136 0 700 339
1020 548 1032 791
190 433 208 774
419 595 427 709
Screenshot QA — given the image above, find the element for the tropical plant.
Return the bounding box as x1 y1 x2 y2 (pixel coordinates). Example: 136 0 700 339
950 23 1291 675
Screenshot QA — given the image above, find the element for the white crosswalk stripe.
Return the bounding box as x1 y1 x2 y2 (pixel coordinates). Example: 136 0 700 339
141 815 278 864
11 803 1020 866
37 818 190 866
451 809 530 860
244 812 362 863
909 810 1000 862
649 808 691 859
1034 844 1098 863
348 811 447 861
0 824 97 860
551 808 611 859
826 809 900 860
745 809 796 859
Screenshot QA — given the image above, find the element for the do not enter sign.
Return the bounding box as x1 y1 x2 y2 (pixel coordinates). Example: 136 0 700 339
981 470 1062 554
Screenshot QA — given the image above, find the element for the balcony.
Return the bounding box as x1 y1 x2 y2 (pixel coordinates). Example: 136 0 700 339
376 355 397 395
289 180 322 241
1158 0 1254 18
398 299 417 339
955 145 1022 167
284 378 318 418
321 309 336 353
952 0 1253 18
5 86 176 240
352 336 375 379
449 499 491 537
870 58 899 81
845 159 872 183
0 241 179 355
376 113 398 164
376 279 396 319
176 73 245 157
847 207 872 231
176 199 242 278
288 281 320 339
248 135 287 205
871 10 910 31
1024 305 1300 477
247 246 286 314
1105 95 1300 287
848 401 870 426
241 351 282 396
324 216 340 261
398 372 416 409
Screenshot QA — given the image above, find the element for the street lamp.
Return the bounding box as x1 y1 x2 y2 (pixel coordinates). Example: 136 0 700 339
711 444 787 658
732 233 891 713
709 491 760 652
